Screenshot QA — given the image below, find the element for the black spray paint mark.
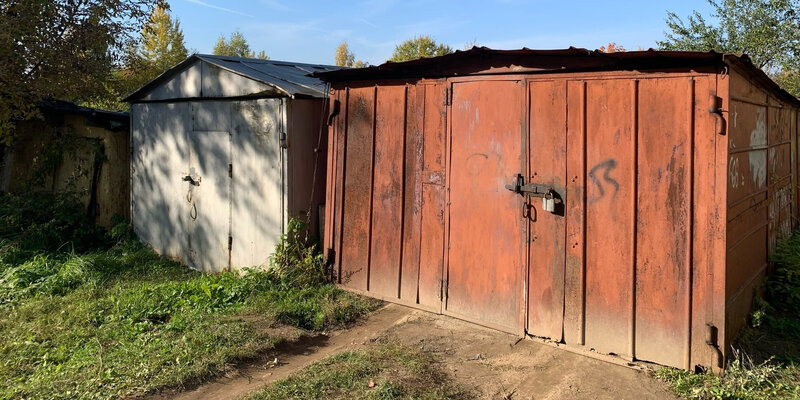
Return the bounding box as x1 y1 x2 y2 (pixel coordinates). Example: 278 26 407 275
588 159 619 203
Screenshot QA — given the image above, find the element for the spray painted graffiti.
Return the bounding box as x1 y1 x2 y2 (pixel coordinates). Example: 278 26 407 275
588 159 619 203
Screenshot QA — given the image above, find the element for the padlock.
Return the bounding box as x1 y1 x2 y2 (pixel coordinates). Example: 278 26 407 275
542 191 556 213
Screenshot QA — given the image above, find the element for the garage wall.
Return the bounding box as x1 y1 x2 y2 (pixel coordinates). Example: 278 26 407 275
131 99 286 271
325 82 447 311
725 69 799 347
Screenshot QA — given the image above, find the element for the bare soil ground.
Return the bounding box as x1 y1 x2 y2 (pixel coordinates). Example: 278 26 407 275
153 304 677 400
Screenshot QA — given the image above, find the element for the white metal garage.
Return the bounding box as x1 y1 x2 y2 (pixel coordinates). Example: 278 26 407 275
125 54 337 272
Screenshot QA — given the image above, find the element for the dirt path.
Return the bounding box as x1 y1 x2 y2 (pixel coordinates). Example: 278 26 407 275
149 304 411 400
154 304 677 400
381 310 677 400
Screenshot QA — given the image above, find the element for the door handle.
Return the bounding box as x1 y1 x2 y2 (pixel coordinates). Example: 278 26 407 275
183 175 201 186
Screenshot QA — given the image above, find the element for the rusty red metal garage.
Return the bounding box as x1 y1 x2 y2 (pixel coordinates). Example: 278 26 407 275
314 47 800 372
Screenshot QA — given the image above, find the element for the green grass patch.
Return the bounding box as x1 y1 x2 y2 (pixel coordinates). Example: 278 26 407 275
657 231 800 399
0 193 380 399
655 353 800 400
247 342 470 400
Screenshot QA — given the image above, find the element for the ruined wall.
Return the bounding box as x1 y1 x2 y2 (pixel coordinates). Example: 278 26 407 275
3 114 129 228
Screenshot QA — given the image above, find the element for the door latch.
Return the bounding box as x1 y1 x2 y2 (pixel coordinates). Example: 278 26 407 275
505 173 562 214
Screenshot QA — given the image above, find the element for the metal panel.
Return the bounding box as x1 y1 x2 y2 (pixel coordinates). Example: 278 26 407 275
635 77 693 368
582 79 636 357
369 85 407 298
287 99 327 242
339 87 376 290
399 84 424 304
229 99 284 269
418 83 447 310
527 80 567 341
690 76 725 372
446 79 524 332
564 81 586 345
186 130 231 272
131 103 191 262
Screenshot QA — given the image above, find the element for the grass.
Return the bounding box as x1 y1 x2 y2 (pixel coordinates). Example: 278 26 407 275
246 342 470 400
0 192 381 399
656 231 800 400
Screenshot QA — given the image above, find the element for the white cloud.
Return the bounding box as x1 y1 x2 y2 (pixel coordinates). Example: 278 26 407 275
184 0 252 17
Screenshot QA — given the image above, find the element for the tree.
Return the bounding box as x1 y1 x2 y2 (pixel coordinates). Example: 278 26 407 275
83 4 188 111
140 4 187 73
213 30 269 59
598 42 626 53
0 0 161 141
390 35 453 62
334 41 368 68
659 0 800 96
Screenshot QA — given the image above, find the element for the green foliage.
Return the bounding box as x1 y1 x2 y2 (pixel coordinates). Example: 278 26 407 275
656 353 800 400
0 0 162 139
268 218 326 287
658 0 800 96
335 41 369 68
83 4 189 111
0 200 378 399
140 5 188 73
247 343 469 400
0 192 106 254
390 35 453 62
769 231 800 313
658 230 800 399
213 30 269 59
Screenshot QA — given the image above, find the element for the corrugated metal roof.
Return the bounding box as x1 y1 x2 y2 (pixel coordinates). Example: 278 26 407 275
314 46 799 106
124 54 340 102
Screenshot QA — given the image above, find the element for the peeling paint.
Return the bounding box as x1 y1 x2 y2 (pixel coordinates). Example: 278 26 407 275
749 108 767 187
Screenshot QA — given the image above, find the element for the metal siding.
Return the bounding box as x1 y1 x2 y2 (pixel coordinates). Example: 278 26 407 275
582 79 636 357
339 87 376 290
229 99 284 269
635 77 693 368
131 102 191 262
398 84 423 304
369 85 407 298
324 66 798 372
202 62 278 98
527 80 567 341
564 80 587 345
186 129 231 271
724 69 799 351
142 61 202 101
691 76 724 371
418 83 447 310
446 79 524 332
287 99 327 241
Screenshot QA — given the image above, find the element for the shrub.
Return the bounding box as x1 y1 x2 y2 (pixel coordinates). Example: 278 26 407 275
769 232 800 314
268 218 326 287
0 191 107 254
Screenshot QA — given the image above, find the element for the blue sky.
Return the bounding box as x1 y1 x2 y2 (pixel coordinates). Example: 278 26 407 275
171 0 715 65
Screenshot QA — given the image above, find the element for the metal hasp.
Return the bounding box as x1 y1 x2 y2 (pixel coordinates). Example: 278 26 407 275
505 173 555 198
506 174 561 214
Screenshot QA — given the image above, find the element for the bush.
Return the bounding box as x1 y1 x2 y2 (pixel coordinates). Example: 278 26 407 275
268 218 326 288
769 232 800 314
0 191 107 254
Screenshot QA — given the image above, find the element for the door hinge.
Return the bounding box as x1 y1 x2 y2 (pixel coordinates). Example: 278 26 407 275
444 86 452 106
228 235 232 251
228 163 232 178
709 95 726 135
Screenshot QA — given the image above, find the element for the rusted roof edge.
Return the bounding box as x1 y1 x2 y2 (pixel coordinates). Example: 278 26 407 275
313 47 799 107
